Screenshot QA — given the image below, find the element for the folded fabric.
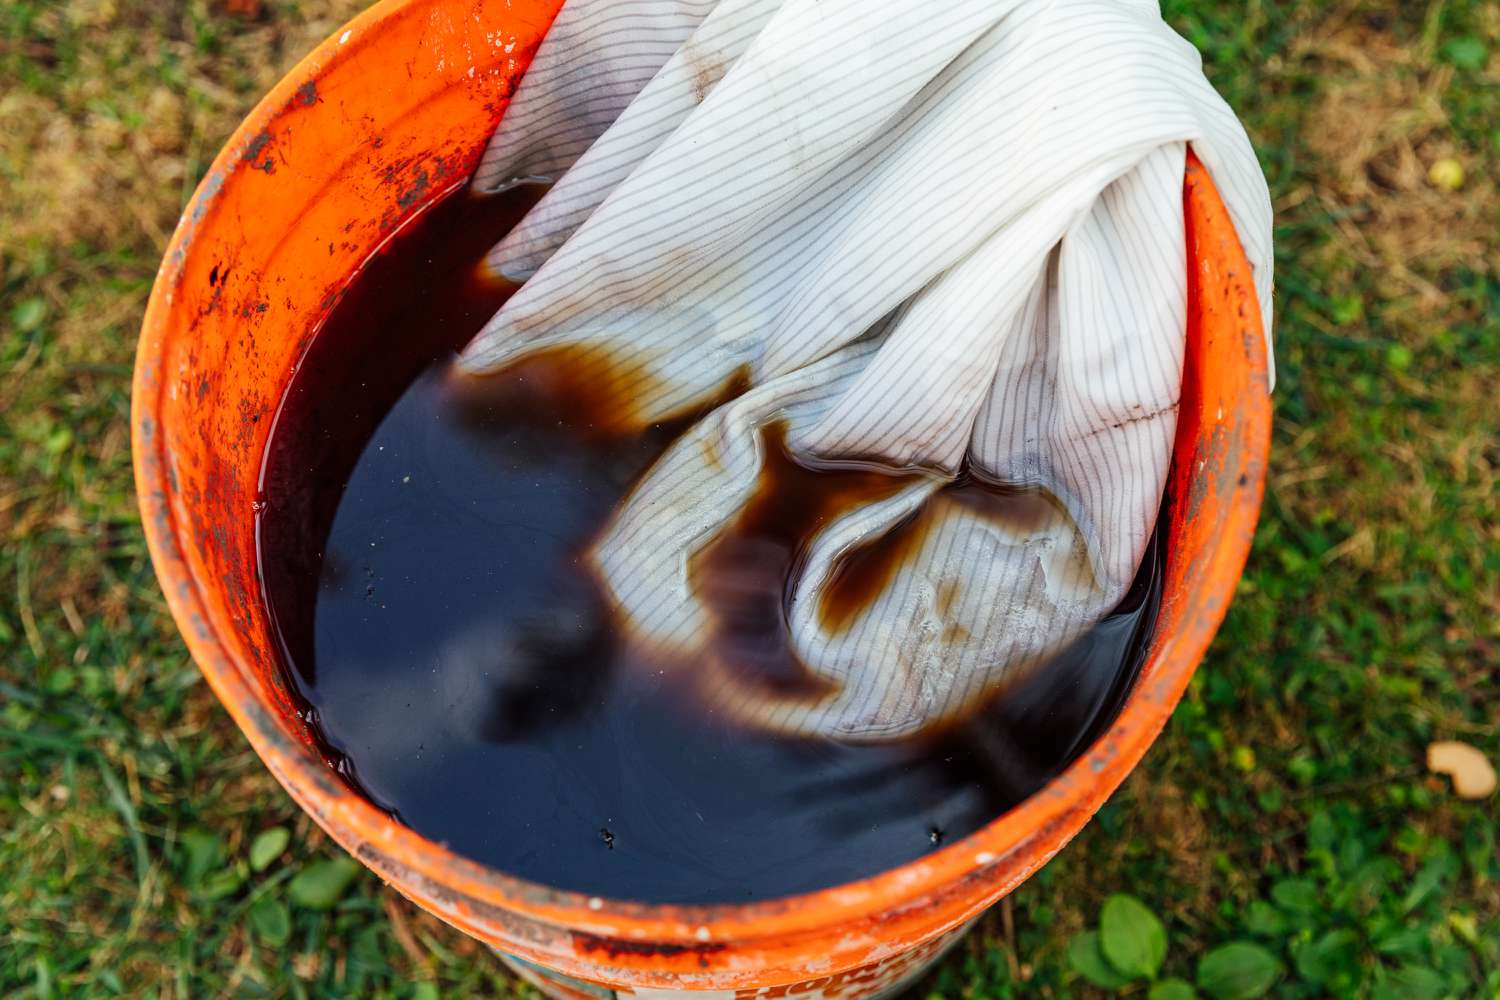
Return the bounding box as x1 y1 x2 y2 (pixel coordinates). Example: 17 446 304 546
462 0 1275 741
482 0 787 281
472 0 718 193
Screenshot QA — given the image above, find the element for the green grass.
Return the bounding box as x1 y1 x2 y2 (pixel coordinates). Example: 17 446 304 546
1 0 1496 997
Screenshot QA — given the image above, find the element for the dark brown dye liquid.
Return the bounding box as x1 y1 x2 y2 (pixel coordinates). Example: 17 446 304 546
691 426 1093 707
258 181 1164 904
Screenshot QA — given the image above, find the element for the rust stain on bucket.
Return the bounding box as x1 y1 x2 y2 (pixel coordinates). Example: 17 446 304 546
131 0 1270 994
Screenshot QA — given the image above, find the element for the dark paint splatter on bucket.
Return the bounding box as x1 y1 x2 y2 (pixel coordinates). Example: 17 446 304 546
256 182 1163 904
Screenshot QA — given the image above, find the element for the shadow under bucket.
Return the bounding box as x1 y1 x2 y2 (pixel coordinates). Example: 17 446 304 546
131 0 1271 995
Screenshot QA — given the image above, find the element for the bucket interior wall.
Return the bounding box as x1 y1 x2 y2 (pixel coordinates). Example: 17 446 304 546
136 0 568 745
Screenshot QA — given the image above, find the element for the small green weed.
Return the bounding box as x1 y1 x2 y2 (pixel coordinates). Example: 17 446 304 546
1057 807 1499 998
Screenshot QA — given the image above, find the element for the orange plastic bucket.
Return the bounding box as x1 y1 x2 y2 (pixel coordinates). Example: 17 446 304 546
132 1 1270 996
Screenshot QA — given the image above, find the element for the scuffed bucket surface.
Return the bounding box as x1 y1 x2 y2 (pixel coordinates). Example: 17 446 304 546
133 0 1270 990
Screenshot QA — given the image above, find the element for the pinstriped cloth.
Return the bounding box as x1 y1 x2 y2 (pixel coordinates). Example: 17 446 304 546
462 0 1275 741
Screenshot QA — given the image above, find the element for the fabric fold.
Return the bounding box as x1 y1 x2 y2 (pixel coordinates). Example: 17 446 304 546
460 0 1275 741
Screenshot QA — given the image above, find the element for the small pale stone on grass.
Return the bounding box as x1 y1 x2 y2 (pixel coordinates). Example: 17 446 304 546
1427 158 1466 191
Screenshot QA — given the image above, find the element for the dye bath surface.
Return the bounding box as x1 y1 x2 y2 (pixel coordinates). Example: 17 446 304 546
258 182 1164 904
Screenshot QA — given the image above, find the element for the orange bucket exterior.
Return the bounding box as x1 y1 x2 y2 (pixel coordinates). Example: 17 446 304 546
131 0 1271 995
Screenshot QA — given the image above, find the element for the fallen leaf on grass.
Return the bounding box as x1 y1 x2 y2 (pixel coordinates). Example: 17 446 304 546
1426 741 1496 799
217 0 263 17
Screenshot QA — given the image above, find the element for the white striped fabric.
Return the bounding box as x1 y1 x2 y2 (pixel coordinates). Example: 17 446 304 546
463 0 1275 741
484 0 787 281
471 0 718 193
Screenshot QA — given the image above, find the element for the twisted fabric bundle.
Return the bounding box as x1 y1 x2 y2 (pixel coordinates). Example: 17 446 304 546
462 0 1274 741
